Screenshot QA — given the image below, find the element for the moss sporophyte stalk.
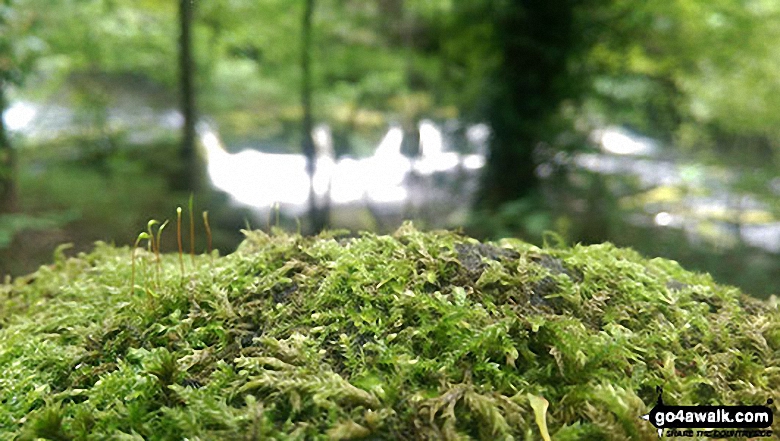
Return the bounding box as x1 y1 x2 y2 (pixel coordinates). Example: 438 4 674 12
1 222 779 439
177 206 184 278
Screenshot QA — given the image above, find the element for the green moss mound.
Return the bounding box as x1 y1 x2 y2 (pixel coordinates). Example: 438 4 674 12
1 224 779 440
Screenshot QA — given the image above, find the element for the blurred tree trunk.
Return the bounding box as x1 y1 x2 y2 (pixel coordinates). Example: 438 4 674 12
0 81 17 214
178 0 198 191
477 0 579 209
302 0 327 232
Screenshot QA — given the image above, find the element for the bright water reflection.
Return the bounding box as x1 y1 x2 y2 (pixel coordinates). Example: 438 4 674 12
583 128 780 253
200 120 486 220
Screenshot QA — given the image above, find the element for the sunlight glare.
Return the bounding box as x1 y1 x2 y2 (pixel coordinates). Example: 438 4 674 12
595 127 657 156
3 101 37 132
654 211 673 226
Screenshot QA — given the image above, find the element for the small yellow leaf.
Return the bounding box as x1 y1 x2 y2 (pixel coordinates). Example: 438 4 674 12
527 393 551 441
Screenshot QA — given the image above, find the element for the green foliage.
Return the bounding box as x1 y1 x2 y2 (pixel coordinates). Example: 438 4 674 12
40 0 177 88
0 211 76 249
468 193 556 243
582 0 780 162
0 0 48 87
1 224 779 439
7 0 780 167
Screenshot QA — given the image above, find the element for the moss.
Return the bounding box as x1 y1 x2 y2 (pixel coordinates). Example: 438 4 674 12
0 223 778 440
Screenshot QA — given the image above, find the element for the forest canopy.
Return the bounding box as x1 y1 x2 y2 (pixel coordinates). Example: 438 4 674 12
3 0 780 160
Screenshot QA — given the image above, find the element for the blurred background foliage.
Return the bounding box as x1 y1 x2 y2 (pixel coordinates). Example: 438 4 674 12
0 0 778 297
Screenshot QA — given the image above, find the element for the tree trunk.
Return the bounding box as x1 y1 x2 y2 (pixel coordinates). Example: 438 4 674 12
0 81 17 214
178 0 198 191
302 0 326 232
477 1 577 209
